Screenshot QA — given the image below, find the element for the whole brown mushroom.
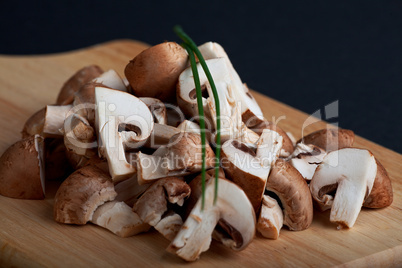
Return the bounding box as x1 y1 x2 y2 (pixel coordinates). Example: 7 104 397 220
0 135 45 199
124 42 188 102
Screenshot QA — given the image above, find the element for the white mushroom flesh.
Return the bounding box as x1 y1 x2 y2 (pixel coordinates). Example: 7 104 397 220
310 148 377 228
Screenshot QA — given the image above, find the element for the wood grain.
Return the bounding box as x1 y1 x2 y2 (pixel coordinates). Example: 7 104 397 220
0 40 401 268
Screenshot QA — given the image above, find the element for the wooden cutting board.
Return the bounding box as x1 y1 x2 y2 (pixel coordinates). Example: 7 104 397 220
0 40 401 268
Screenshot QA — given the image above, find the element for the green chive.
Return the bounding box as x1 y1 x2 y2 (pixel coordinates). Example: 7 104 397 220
181 42 207 210
174 25 221 205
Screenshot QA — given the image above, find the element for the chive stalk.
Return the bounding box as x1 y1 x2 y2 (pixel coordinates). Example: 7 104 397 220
174 25 221 205
181 43 207 210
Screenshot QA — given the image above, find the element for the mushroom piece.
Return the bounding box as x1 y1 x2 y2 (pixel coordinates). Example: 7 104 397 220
266 159 313 231
288 143 326 181
54 164 117 224
137 132 215 184
133 177 191 225
114 174 150 207
133 177 190 240
298 128 355 152
198 42 264 126
140 97 167 125
154 211 184 241
21 107 46 138
0 135 45 199
95 86 154 182
91 201 150 238
125 42 188 102
167 178 256 262
220 129 283 212
310 148 377 228
43 104 73 137
252 120 295 157
363 158 393 208
56 65 103 105
45 138 72 180
92 69 127 92
177 58 243 143
144 123 181 149
257 195 284 240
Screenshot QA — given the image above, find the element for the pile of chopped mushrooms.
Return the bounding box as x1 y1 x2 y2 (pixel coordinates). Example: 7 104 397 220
0 40 393 262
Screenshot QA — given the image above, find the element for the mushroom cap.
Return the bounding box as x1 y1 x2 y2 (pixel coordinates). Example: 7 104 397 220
0 135 45 199
167 179 256 261
257 195 283 240
56 65 103 105
124 42 188 102
310 148 377 228
252 120 294 156
133 177 191 226
53 165 117 225
266 159 313 231
299 128 354 152
363 158 393 208
167 132 216 172
21 107 46 139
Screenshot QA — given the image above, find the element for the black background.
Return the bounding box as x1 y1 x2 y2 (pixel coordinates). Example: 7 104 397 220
1 1 401 153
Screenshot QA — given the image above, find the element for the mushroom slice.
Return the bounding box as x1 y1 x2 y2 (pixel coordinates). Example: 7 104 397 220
95 87 154 182
54 164 117 225
56 65 103 105
92 69 127 92
154 211 184 241
177 58 242 143
288 143 326 181
43 104 73 137
220 129 282 212
137 132 215 184
91 201 150 238
299 128 355 152
140 97 167 125
0 135 45 199
21 107 46 138
257 195 283 240
363 158 393 208
133 177 191 226
64 114 97 158
266 159 313 231
252 120 295 157
167 179 256 262
310 148 377 228
198 42 264 126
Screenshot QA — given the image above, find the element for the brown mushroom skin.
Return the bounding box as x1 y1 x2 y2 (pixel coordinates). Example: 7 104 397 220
220 148 265 213
45 138 73 180
251 121 294 155
53 165 116 225
167 132 216 172
0 136 44 199
363 158 393 208
21 107 46 139
298 128 354 152
124 42 188 102
267 159 313 231
56 65 103 105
